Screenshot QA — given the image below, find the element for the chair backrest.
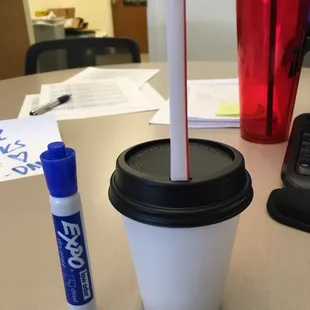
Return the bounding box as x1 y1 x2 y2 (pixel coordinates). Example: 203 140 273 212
25 37 141 75
302 25 310 67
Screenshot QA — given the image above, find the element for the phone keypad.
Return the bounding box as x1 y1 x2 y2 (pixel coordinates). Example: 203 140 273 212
297 131 310 175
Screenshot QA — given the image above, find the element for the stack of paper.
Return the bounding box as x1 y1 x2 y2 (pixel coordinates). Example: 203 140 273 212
65 67 158 88
150 79 240 128
19 67 165 121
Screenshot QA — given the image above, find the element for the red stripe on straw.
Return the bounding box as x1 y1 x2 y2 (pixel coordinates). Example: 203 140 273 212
183 0 190 180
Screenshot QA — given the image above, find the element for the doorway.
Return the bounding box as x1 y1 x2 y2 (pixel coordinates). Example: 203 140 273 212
111 0 148 53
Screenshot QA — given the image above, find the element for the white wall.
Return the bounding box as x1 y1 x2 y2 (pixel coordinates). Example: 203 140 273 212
28 0 114 36
147 0 237 62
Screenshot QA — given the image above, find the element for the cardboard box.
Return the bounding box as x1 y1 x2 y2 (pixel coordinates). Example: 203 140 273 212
48 7 75 19
71 18 83 29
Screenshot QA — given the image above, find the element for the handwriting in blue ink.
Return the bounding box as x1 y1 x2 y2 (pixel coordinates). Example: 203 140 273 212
12 162 42 175
8 151 28 163
0 129 6 141
0 128 42 177
0 140 26 155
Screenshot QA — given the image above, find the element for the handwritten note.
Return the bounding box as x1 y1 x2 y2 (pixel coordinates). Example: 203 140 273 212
0 115 61 182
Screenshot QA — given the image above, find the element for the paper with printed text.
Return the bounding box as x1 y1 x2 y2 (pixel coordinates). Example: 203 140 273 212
150 79 240 128
65 67 159 88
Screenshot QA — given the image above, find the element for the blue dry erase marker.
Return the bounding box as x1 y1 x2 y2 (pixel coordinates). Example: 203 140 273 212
40 142 96 310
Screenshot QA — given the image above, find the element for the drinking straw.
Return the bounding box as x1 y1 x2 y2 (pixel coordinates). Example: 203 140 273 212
266 0 277 137
166 0 190 181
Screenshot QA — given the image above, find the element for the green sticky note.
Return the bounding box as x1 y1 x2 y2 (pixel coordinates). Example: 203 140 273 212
216 103 240 117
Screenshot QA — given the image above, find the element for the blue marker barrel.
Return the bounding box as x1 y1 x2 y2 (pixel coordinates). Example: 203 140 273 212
40 142 96 310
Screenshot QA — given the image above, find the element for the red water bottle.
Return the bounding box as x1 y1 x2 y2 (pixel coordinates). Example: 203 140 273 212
236 0 310 144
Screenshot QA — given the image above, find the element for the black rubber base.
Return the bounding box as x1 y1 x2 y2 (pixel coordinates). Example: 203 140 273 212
267 187 310 233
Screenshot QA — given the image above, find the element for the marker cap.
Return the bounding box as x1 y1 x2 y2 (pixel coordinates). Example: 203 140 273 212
40 142 77 198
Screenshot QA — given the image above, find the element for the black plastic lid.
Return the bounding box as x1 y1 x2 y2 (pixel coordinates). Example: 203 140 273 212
108 139 254 228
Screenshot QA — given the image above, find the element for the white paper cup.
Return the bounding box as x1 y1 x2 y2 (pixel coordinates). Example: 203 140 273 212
109 139 254 310
123 216 239 310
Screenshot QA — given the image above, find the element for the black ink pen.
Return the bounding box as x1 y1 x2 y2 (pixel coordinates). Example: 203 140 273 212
30 94 72 116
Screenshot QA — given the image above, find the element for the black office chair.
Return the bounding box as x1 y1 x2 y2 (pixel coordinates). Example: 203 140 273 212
25 37 141 75
304 24 310 56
